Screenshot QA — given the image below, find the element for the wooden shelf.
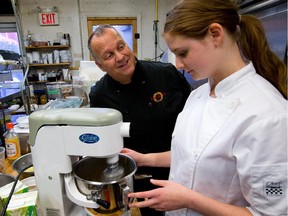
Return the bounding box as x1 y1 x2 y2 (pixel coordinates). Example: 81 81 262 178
28 80 72 84
0 63 22 71
25 45 70 50
29 63 71 67
27 81 48 84
25 45 72 100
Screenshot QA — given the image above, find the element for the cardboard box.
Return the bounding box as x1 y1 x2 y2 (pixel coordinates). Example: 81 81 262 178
5 191 38 216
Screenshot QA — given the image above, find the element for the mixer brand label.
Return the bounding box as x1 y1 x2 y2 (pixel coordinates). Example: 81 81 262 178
79 133 100 144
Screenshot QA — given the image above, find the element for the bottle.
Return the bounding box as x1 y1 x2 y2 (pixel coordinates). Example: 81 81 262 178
4 122 21 161
64 33 70 46
26 30 32 46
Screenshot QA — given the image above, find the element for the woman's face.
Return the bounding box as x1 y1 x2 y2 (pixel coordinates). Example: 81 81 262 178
164 33 218 81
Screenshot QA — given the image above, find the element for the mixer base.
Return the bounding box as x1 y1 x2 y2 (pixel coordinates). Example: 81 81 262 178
68 204 86 216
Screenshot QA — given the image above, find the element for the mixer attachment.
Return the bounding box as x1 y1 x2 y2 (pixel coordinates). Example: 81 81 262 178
102 162 125 181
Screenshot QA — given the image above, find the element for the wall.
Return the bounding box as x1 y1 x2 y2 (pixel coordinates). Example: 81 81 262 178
18 0 176 67
240 1 287 62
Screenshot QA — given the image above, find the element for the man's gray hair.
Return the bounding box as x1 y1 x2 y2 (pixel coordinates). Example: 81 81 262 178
88 24 119 61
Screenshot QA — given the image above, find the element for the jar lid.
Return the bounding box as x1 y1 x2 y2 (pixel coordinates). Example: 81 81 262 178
6 122 14 129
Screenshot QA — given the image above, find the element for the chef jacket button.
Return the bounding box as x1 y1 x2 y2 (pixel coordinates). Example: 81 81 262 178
229 103 235 109
230 100 239 108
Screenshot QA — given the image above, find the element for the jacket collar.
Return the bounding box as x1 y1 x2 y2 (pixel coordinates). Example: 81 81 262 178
209 62 255 98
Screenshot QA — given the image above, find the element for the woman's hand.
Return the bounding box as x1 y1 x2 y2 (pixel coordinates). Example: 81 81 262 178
121 148 171 167
128 179 191 211
128 179 253 215
120 148 146 166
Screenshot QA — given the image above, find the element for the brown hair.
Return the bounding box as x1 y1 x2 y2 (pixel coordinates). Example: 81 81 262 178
164 0 287 99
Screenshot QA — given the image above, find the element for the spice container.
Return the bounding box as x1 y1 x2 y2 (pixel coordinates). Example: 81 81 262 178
4 122 21 161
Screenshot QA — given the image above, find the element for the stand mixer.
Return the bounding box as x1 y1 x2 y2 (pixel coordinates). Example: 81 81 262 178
28 108 135 216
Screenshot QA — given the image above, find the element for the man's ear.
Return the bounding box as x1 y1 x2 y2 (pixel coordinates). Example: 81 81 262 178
208 23 224 46
95 61 104 71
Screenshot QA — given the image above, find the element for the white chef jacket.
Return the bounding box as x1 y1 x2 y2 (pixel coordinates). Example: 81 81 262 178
167 62 287 216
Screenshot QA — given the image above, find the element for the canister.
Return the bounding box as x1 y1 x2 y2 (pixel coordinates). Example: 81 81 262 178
46 82 63 100
46 82 73 100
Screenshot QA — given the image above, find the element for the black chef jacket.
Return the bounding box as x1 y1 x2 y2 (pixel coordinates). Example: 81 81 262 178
89 60 191 192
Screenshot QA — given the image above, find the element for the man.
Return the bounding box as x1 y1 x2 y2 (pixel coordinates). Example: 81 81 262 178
88 24 191 216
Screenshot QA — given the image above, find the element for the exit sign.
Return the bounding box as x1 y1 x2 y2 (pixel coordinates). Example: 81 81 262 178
39 12 59 26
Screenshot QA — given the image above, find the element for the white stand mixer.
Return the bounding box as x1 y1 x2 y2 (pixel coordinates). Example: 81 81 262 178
28 108 131 216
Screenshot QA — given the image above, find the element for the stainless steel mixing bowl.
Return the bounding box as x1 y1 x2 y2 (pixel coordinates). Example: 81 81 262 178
73 154 137 214
0 173 15 188
12 153 34 179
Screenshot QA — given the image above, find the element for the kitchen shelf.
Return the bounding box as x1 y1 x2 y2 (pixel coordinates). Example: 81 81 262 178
25 44 72 102
0 63 22 71
28 80 72 84
28 63 71 67
0 88 22 103
25 45 70 50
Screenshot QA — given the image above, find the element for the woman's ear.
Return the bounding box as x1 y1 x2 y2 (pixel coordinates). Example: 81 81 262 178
208 23 224 47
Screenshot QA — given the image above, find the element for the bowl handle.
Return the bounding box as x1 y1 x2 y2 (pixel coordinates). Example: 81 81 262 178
119 180 133 211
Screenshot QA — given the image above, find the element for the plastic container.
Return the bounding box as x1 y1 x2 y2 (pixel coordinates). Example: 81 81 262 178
46 82 73 100
4 122 21 161
46 82 62 100
18 133 30 155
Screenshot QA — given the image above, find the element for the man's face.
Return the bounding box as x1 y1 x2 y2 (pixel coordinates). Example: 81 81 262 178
91 28 136 84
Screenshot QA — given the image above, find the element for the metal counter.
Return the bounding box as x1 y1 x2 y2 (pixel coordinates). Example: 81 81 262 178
0 88 21 103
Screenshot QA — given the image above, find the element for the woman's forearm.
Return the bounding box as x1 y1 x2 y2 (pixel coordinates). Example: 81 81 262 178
141 151 171 167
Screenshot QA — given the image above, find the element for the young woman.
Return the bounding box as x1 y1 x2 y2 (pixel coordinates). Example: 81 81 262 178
122 0 287 215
